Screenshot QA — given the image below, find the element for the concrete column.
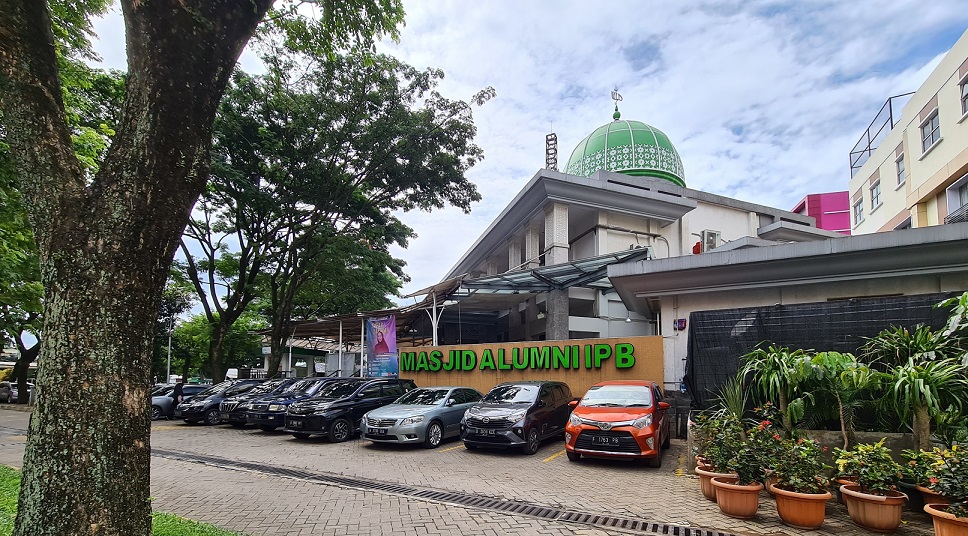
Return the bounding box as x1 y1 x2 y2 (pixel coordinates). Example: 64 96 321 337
524 224 540 268
508 238 522 271
544 202 569 265
486 258 499 276
544 203 570 341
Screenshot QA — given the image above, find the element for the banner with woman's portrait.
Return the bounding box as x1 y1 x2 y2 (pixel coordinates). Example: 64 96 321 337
365 315 398 377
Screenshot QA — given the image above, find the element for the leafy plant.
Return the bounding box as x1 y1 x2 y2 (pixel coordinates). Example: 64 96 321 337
834 439 901 495
799 351 876 449
927 446 968 518
701 411 745 473
730 414 783 485
775 438 830 494
861 325 961 370
899 448 942 485
712 375 747 420
933 408 968 449
739 345 812 436
937 291 968 364
885 358 968 450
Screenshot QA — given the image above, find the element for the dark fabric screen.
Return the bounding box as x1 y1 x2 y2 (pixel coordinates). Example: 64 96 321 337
684 292 957 409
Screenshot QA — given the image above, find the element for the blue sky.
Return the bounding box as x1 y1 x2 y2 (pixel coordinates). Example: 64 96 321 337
91 2 968 305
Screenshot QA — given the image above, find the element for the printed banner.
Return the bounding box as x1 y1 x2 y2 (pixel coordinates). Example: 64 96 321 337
366 315 398 377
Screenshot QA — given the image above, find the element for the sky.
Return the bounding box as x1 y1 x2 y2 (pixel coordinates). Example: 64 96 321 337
90 2 968 307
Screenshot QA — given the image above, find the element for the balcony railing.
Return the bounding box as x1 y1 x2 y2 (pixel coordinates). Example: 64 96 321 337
849 93 914 177
945 203 968 224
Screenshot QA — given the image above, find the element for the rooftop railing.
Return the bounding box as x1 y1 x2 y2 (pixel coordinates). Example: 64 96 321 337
849 93 914 177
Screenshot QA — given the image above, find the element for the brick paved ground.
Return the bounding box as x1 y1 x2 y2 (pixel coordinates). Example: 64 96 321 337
0 406 938 536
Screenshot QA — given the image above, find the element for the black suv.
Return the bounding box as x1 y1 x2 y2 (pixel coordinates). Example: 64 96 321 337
461 380 574 454
219 378 300 426
245 377 347 431
284 378 417 441
174 379 264 425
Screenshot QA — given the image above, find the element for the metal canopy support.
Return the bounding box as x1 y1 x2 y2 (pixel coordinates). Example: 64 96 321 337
360 318 365 378
338 320 343 376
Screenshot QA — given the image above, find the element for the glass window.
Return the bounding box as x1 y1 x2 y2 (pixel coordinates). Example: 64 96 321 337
870 181 882 209
539 386 554 406
896 155 905 186
395 388 448 405
316 380 363 399
921 111 940 152
482 384 538 404
579 384 653 408
959 183 968 207
551 385 565 402
962 81 968 115
382 383 404 397
853 200 864 225
360 385 382 399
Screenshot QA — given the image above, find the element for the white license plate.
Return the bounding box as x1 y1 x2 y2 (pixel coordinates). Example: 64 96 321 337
470 427 495 436
591 436 620 446
219 413 230 420
289 420 303 428
373 428 388 436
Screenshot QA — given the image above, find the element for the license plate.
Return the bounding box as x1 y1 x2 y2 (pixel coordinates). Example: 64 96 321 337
174 410 182 417
289 420 303 428
373 428 388 436
591 436 620 446
219 413 229 420
470 427 495 436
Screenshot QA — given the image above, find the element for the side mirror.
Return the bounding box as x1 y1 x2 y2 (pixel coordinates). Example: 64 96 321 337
658 401 670 410
446 398 456 407
568 400 579 408
537 400 547 408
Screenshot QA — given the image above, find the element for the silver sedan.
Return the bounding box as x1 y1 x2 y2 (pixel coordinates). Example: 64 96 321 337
361 386 483 448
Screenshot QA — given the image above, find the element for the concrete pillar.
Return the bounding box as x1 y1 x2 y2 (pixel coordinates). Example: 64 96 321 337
524 224 540 268
544 203 570 340
486 258 499 276
508 238 522 271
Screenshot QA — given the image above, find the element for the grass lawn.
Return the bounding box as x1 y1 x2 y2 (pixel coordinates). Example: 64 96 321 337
0 466 243 536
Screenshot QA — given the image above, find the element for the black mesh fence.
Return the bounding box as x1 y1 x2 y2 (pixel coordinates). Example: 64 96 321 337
684 292 958 409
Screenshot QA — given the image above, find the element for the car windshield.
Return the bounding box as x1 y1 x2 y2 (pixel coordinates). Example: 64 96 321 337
482 385 538 404
223 382 258 397
247 379 285 395
193 381 230 398
394 388 449 405
579 385 653 408
316 381 362 399
282 379 323 395
153 386 174 397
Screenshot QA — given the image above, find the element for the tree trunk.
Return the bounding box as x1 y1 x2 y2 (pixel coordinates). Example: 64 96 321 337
778 389 792 436
913 403 932 451
835 392 849 450
1 2 270 534
208 323 229 384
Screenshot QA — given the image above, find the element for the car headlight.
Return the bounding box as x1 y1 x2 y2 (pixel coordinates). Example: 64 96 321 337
401 415 424 426
506 410 527 423
463 408 472 420
268 404 287 412
240 403 252 409
632 414 653 429
569 413 582 426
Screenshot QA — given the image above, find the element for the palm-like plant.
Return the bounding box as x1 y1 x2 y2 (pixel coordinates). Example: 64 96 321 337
739 345 810 436
885 358 968 450
861 324 961 370
799 351 876 449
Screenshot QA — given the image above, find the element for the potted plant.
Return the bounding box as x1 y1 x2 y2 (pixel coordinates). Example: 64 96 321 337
835 439 908 533
900 448 947 509
711 422 771 519
771 438 832 529
923 446 968 535
694 412 742 502
739 345 811 437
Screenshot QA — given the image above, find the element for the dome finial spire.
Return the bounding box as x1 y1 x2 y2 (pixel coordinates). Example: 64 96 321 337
610 87 623 121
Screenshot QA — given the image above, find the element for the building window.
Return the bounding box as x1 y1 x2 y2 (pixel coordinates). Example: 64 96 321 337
853 200 864 225
961 183 968 207
870 181 881 209
921 111 940 153
896 155 905 186
962 79 968 116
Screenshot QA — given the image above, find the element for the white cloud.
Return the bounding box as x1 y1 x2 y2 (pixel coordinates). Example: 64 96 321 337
88 2 968 305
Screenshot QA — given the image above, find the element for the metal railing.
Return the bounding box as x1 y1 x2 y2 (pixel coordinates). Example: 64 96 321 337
945 203 968 224
849 93 914 177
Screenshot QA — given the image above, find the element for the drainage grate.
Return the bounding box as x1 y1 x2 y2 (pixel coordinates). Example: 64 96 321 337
152 449 735 536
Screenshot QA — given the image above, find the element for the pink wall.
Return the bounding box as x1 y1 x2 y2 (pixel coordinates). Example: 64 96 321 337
791 192 851 235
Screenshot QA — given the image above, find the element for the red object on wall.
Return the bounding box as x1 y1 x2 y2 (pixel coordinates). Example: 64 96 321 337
692 241 702 254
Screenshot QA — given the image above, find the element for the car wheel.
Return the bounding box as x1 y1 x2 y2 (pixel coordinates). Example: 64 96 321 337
292 433 311 440
566 450 581 462
423 421 443 449
522 428 540 455
259 425 277 432
150 406 162 421
661 429 671 449
328 418 351 443
648 445 663 468
204 409 220 425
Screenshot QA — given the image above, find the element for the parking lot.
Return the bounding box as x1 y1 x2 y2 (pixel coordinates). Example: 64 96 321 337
0 407 938 536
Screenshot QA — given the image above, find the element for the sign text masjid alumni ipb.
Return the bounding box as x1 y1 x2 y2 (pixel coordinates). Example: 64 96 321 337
399 342 636 373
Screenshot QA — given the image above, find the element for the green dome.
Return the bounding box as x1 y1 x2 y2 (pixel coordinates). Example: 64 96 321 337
564 118 686 187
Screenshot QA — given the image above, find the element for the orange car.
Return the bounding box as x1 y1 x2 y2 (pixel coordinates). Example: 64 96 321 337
564 380 671 467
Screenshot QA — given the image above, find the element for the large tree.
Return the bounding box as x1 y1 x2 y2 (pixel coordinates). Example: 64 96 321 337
0 1 403 534
189 56 490 377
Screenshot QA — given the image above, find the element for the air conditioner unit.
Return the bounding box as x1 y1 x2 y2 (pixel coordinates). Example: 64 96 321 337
701 230 721 252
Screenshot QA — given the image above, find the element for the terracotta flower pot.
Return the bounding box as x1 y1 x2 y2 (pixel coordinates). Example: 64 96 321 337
840 484 908 533
917 484 953 506
771 484 832 529
694 467 735 502
711 476 763 519
763 473 779 497
834 476 858 504
923 504 968 536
